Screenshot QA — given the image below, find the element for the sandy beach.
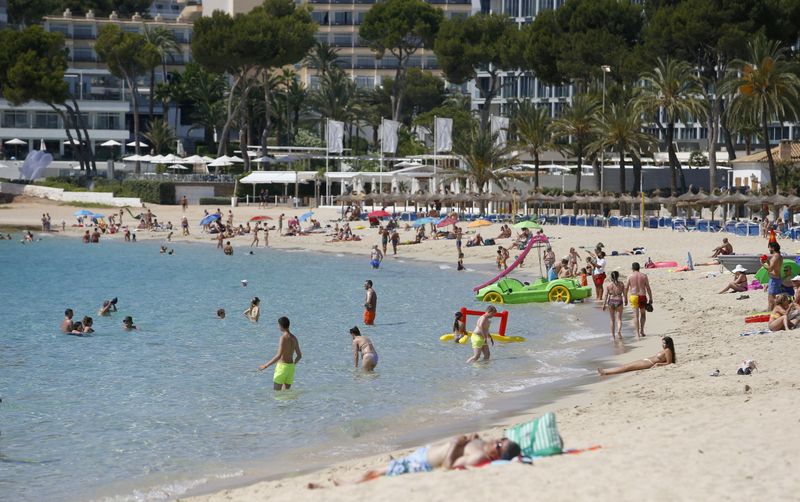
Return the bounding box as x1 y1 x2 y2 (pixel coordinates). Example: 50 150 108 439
3 197 798 501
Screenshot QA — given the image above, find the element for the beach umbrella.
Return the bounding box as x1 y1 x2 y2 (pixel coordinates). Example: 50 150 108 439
368 210 391 218
228 155 244 163
467 219 492 228
122 154 143 162
74 209 94 216
298 211 314 222
199 213 220 226
412 217 433 227
91 214 105 219
436 215 458 227
5 138 26 145
513 220 542 230
167 164 188 170
762 193 792 207
182 155 205 164
126 140 148 147
150 154 166 163
161 153 184 163
100 140 121 147
208 157 232 167
249 215 273 221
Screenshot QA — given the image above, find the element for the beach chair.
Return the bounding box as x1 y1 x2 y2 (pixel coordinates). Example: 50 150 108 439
576 215 587 226
724 220 737 234
746 222 760 236
608 216 620 227
647 216 659 229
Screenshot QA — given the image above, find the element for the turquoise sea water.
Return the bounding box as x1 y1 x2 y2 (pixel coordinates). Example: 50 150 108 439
0 236 611 501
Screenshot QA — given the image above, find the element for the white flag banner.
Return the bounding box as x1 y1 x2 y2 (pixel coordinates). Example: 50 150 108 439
381 119 401 154
434 117 453 153
326 119 344 154
491 116 509 148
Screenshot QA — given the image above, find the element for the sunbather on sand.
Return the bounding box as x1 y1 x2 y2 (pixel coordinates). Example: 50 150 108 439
718 265 748 294
768 294 797 332
597 336 675 375
711 237 733 258
340 434 521 483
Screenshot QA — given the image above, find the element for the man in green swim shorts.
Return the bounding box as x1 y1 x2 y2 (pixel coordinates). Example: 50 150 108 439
466 306 495 363
258 316 302 390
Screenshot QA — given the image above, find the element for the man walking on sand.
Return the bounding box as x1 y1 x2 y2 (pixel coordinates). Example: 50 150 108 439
625 262 653 337
258 316 302 391
364 280 377 325
467 306 495 363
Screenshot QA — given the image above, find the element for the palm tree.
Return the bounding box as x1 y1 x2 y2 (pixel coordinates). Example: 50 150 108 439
143 118 177 154
724 36 800 194
305 41 340 77
590 102 657 194
550 94 599 193
308 66 361 137
450 126 515 212
511 100 552 189
636 58 705 195
143 26 179 120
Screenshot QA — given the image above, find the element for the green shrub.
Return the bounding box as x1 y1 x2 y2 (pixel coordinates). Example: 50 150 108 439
114 180 176 204
199 197 231 205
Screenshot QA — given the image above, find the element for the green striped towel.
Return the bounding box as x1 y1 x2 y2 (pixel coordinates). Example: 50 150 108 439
504 412 563 457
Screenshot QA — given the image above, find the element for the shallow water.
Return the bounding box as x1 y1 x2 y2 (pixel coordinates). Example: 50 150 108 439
0 236 611 501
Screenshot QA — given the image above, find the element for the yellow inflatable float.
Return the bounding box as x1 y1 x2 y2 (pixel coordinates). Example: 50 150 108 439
439 332 526 343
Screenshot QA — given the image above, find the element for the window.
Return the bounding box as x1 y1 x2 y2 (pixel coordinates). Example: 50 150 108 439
504 0 518 17
409 56 422 68
521 0 533 17
354 11 367 24
424 56 438 69
314 33 329 44
311 11 328 25
519 76 534 97
95 112 121 130
332 11 351 25
73 25 94 39
49 23 69 35
3 111 29 128
332 33 352 47
71 47 95 62
501 76 517 98
356 56 375 69
35 112 60 129
354 76 374 89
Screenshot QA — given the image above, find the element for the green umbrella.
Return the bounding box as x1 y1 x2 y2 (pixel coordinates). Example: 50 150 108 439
513 220 542 230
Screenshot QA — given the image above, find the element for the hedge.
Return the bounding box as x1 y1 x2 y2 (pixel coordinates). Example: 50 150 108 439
34 177 176 204
199 197 232 205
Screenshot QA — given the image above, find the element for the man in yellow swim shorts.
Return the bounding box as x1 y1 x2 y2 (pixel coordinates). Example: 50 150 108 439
467 306 495 364
258 316 302 390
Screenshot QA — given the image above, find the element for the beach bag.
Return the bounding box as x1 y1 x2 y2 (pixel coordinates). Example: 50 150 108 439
504 412 563 457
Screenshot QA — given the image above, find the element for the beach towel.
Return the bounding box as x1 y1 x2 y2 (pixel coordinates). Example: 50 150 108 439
739 329 771 337
504 412 563 457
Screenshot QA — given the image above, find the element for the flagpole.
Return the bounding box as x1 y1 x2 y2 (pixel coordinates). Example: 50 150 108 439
379 117 384 196
325 118 330 204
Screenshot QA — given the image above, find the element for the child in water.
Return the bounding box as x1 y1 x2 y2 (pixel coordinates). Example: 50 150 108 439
579 267 589 287
452 311 467 343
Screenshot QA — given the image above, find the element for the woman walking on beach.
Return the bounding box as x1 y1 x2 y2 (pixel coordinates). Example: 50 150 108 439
598 336 675 375
602 271 626 339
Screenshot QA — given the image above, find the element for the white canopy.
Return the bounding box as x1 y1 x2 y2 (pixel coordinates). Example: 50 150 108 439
208 157 232 167
127 140 148 147
239 171 318 184
182 155 206 164
100 140 122 147
161 153 184 163
5 138 26 145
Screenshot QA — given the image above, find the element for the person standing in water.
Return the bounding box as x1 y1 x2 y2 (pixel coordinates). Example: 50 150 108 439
61 308 74 333
244 297 261 323
370 245 383 269
258 316 302 390
363 280 377 325
467 306 495 363
350 326 378 371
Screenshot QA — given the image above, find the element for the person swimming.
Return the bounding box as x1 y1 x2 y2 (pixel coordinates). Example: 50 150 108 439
452 311 466 343
99 298 118 316
217 308 226 319
243 297 260 323
122 316 137 331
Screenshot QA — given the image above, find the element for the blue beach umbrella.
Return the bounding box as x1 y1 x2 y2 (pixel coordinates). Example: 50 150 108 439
412 217 433 227
74 209 94 216
199 213 221 226
299 211 313 222
91 214 105 219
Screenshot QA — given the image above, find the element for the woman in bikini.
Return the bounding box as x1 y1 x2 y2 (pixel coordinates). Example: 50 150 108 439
350 326 378 371
597 336 675 375
718 266 748 294
602 271 626 339
768 294 796 332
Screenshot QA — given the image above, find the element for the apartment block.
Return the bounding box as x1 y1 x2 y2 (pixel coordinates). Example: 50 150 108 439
0 9 197 160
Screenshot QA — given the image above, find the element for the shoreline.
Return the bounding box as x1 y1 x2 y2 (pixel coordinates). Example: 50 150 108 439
4 198 798 501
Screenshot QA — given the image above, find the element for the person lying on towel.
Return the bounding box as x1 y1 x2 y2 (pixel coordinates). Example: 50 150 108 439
342 434 520 483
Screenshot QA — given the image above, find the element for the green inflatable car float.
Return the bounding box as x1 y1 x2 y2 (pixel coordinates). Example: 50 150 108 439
475 277 592 304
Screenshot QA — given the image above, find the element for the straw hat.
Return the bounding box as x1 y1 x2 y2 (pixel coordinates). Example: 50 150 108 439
791 275 800 282
732 265 747 273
